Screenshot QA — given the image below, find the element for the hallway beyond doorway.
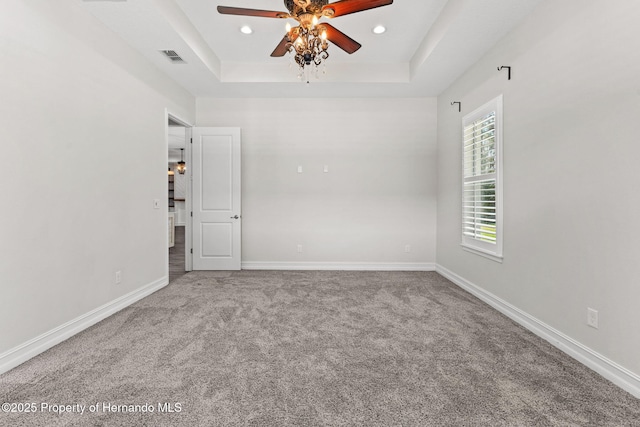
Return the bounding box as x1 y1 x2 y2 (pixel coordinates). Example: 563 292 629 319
169 226 186 282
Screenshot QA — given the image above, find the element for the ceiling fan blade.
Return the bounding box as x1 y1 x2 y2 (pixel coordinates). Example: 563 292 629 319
217 6 290 19
322 0 393 18
271 35 290 57
319 23 361 54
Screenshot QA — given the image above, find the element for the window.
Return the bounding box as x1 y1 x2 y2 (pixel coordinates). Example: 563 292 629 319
462 95 503 261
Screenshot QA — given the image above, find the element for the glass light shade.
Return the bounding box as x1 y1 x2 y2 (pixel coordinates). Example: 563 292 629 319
177 161 186 174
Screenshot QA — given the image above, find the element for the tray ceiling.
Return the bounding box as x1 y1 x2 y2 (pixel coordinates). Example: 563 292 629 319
80 0 542 97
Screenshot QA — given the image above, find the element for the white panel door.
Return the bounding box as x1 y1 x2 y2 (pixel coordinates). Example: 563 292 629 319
192 127 241 270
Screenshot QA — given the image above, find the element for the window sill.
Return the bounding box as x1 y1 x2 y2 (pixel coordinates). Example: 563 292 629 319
461 244 503 263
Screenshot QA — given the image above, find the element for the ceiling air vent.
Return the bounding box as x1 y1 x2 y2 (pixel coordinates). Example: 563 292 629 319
160 50 186 64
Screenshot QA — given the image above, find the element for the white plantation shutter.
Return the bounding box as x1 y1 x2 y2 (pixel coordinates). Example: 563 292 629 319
463 179 496 242
462 96 503 260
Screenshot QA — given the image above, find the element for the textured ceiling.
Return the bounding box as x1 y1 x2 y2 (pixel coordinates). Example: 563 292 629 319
80 0 542 98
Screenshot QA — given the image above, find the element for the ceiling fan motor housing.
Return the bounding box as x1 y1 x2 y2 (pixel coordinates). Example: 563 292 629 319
285 0 329 15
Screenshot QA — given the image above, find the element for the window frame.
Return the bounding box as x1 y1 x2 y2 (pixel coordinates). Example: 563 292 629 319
461 95 503 262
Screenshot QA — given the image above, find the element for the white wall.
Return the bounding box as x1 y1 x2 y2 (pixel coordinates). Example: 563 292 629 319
0 0 195 361
171 165 187 200
197 98 437 269
436 0 640 381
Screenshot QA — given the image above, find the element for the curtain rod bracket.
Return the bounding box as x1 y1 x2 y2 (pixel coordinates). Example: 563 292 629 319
451 101 461 112
497 66 512 80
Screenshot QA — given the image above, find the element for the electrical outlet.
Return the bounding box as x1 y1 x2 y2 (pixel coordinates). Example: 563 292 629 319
587 308 598 329
115 271 122 285
405 245 411 253
297 244 303 253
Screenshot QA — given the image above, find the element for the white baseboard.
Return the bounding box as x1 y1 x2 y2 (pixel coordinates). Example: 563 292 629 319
0 276 169 376
242 262 436 271
435 264 640 399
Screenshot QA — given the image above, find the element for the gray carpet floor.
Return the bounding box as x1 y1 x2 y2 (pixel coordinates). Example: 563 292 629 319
1 271 639 426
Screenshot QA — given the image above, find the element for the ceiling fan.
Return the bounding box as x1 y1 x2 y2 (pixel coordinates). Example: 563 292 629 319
217 0 393 70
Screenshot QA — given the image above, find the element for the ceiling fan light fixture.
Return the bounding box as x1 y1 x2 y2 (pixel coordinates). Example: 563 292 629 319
372 25 386 34
240 25 253 34
286 24 329 80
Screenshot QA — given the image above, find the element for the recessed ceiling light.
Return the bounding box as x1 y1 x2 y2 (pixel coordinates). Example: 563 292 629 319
240 25 253 35
372 25 386 34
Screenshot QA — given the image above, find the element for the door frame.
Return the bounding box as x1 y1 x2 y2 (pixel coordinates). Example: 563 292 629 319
165 110 193 273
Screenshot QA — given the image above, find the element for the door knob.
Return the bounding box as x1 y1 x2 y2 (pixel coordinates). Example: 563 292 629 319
230 215 239 219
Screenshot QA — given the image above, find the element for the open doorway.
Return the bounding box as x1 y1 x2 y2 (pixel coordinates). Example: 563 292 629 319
165 117 241 274
168 115 190 282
